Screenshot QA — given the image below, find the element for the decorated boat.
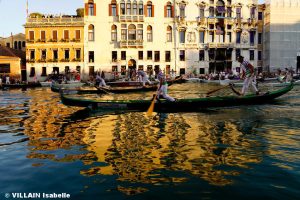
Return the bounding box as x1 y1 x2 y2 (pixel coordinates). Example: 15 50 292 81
60 83 293 112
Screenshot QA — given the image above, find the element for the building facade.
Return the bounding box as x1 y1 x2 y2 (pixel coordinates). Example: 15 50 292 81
264 0 300 72
0 33 26 52
84 0 263 79
25 16 84 81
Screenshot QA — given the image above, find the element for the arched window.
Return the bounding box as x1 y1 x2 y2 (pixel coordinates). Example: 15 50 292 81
88 0 95 16
121 24 127 40
166 2 173 18
138 1 143 15
147 1 153 17
147 25 153 42
110 0 117 16
88 24 95 41
166 26 172 42
111 25 117 41
179 2 186 18
22 41 26 47
120 0 125 15
128 24 136 40
14 41 17 49
132 1 137 15
126 0 131 15
18 41 22 49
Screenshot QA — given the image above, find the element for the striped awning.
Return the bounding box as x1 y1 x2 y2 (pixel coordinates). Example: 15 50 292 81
217 6 226 13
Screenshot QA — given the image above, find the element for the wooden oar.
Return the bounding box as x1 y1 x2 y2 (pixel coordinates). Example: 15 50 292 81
96 86 112 95
206 81 240 96
147 88 160 116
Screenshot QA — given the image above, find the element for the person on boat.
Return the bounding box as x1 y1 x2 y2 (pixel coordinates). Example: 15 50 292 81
154 66 176 102
236 56 259 96
285 68 293 82
5 75 10 84
0 76 2 86
96 73 107 87
137 69 151 87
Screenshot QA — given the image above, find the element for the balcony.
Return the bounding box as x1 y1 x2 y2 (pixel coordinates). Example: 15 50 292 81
25 17 84 26
208 43 234 48
225 18 234 24
120 40 143 48
197 17 207 25
119 15 144 22
175 16 186 24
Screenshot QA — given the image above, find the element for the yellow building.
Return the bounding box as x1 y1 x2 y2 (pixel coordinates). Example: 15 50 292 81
24 15 84 81
0 46 26 81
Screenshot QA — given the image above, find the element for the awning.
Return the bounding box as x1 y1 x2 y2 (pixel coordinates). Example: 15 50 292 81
217 6 226 13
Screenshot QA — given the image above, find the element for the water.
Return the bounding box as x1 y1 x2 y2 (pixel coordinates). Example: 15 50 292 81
0 84 299 200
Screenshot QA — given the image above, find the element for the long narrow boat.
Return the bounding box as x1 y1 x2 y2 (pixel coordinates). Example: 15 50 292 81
60 83 293 112
0 82 41 90
233 80 300 87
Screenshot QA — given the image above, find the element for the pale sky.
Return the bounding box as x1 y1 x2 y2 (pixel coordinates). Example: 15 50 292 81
0 0 265 38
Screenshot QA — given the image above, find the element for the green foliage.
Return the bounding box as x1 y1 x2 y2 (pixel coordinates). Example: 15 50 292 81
76 8 84 17
29 12 43 18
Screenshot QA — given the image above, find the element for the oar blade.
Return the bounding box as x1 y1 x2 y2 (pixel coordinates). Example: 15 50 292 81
146 98 155 116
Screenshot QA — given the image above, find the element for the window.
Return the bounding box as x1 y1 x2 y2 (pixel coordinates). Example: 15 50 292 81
120 2 125 15
236 31 241 44
0 64 10 73
126 3 131 15
52 30 58 41
121 27 127 40
147 65 153 75
41 31 46 41
89 66 95 76
64 30 69 40
250 50 254 60
227 7 232 17
29 31 34 41
258 12 263 20
236 49 241 60
200 7 205 18
88 2 94 16
199 50 205 61
236 7 241 19
137 29 143 40
179 50 185 61
147 1 153 17
250 7 256 19
226 32 232 42
209 49 215 61
30 50 35 60
121 65 126 75
199 31 205 43
147 25 153 42
227 25 232 29
209 7 214 17
209 32 214 42
41 67 47 76
179 30 185 43
29 67 35 77
166 65 170 75
111 25 117 41
166 2 173 18
128 24 136 40
88 24 95 41
258 51 262 61
65 66 70 74
65 49 70 60
138 3 143 15
89 51 94 62
133 3 137 15
22 41 25 47
14 41 17 49
154 51 160 62
166 26 172 42
53 50 58 60
250 31 255 46
75 30 81 40
138 51 143 60
179 3 186 18
200 68 205 74
112 65 118 72
76 66 81 73
76 49 81 59
112 51 117 62
18 41 21 49
258 33 262 44
112 4 117 16
138 65 144 70
165 51 171 62
41 49 46 60
147 51 152 60
121 51 126 60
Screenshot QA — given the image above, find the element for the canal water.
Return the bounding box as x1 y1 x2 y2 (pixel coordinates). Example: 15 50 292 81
0 83 299 200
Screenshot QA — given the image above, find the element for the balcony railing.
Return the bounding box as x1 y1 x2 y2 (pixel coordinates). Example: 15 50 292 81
26 17 84 25
119 15 144 22
208 43 234 48
120 40 143 48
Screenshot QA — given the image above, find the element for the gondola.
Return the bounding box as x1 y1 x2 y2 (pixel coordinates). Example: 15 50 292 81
60 83 294 112
0 82 41 90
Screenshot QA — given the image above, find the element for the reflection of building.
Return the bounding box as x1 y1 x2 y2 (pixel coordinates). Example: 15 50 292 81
0 46 26 80
264 0 300 72
84 0 263 78
0 33 26 52
24 15 84 82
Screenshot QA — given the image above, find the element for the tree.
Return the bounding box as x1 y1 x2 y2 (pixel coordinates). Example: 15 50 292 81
76 8 84 17
29 12 43 18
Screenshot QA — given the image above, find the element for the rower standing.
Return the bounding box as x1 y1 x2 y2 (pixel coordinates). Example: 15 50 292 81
154 66 176 102
237 56 259 95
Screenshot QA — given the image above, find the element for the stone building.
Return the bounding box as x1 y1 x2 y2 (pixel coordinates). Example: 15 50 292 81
0 33 26 52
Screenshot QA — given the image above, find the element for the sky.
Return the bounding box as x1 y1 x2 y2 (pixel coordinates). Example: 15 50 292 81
0 0 265 38
0 0 83 37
